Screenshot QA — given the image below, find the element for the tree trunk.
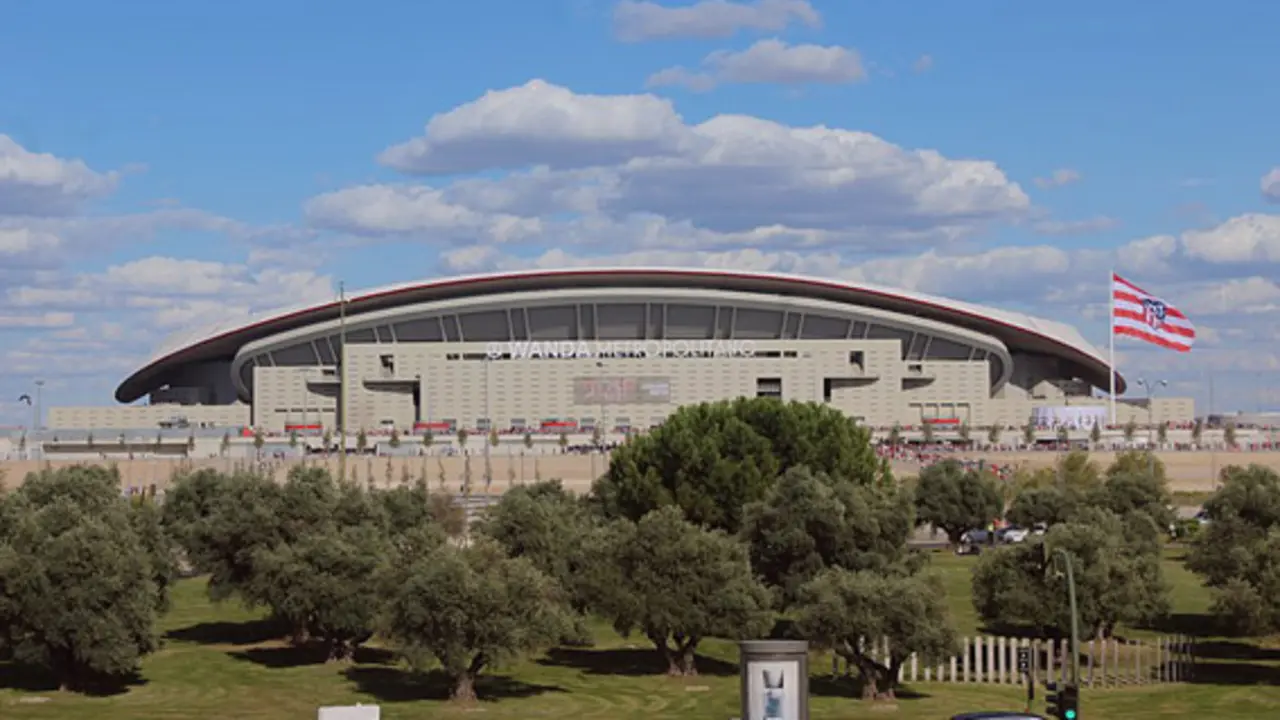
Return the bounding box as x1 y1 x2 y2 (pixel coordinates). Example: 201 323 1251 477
452 672 478 703
452 653 486 702
677 636 700 676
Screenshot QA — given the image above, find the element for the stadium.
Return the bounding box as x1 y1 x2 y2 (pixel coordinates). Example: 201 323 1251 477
47 268 1195 435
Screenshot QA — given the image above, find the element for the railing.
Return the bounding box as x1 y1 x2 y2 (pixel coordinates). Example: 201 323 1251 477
829 634 1195 686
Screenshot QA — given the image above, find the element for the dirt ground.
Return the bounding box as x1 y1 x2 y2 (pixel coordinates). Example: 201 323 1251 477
3 449 1276 494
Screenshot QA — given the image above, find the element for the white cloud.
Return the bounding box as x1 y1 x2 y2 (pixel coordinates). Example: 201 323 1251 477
1033 168 1081 189
378 80 695 175
344 81 1031 246
1262 167 1280 203
912 54 934 74
1181 213 1280 264
0 312 75 329
613 0 820 42
647 39 865 91
0 135 120 215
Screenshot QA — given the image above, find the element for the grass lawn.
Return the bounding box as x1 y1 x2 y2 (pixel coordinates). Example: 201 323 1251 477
2 554 1278 719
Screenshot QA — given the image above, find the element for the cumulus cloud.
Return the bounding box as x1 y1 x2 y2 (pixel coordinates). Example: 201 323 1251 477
1181 213 1280 264
0 135 120 215
646 39 865 91
339 80 1031 246
1262 167 1280 202
378 80 695 175
613 0 820 42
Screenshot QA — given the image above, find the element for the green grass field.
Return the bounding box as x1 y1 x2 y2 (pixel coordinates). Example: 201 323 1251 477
2 551 1277 719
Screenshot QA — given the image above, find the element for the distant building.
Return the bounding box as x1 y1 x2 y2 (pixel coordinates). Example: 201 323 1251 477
49 268 1194 433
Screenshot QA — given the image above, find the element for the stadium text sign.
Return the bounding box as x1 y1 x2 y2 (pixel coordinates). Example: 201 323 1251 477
487 339 757 360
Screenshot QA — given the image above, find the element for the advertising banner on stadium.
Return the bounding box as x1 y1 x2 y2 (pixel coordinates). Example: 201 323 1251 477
1032 405 1108 430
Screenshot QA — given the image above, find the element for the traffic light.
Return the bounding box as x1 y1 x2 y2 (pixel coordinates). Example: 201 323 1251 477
1060 683 1079 719
1045 681 1079 719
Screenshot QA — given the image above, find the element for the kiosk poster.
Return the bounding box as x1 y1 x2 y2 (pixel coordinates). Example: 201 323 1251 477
747 660 799 720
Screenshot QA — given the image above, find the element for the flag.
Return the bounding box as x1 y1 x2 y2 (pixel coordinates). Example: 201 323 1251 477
1112 273 1195 352
17 394 31 405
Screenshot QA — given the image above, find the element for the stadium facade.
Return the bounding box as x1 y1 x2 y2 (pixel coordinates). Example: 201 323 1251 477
48 268 1195 434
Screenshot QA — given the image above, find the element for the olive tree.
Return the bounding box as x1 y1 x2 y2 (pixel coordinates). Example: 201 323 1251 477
594 506 773 676
378 539 569 702
913 459 1003 545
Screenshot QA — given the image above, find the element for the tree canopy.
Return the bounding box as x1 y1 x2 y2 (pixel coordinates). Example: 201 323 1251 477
378 539 569 702
793 567 957 700
0 466 163 689
594 506 773 676
913 459 1003 544
971 508 1169 638
741 466 915 607
592 398 880 533
1185 464 1280 634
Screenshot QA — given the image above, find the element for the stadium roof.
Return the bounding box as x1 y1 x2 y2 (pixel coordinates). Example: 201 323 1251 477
116 267 1123 402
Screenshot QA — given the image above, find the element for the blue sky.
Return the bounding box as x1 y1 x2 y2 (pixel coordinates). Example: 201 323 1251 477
1 0 1278 422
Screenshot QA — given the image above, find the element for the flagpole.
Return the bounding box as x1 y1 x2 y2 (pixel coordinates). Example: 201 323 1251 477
1108 269 1117 426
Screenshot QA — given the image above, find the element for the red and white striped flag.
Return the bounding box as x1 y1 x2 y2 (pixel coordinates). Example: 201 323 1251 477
1112 273 1195 352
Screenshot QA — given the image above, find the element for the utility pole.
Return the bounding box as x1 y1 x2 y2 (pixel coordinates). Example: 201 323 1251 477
483 357 492 490
337 282 348 484
34 379 44 432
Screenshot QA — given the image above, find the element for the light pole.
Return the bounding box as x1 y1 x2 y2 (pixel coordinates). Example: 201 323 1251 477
337 282 348 483
1136 377 1167 477
483 356 492 490
34 379 44 432
596 361 607 447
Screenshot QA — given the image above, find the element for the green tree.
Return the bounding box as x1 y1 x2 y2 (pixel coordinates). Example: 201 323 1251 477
794 568 958 700
252 428 265 457
742 467 915 607
921 421 935 445
1056 425 1070 445
591 424 603 447
986 424 1001 447
86 431 95 449
1090 421 1103 447
289 430 299 449
154 432 164 453
914 459 1003 546
593 398 879 534
488 428 499 448
558 431 569 450
389 428 401 449
322 429 333 454
475 481 605 643
1022 422 1036 446
957 422 971 446
0 466 161 689
1123 418 1138 444
972 509 1169 638
1224 421 1238 448
594 506 773 675
355 429 368 454
1185 465 1280 634
220 431 230 456
1006 485 1083 528
248 524 386 660
523 431 534 450
457 428 469 449
1157 421 1169 445
1191 418 1204 447
378 539 569 702
421 429 434 454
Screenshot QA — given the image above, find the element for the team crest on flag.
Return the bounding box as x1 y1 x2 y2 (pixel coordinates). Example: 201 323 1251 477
1112 273 1195 353
1142 298 1167 331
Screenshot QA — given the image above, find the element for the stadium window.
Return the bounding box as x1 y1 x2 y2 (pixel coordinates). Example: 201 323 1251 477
756 377 782 399
476 418 491 431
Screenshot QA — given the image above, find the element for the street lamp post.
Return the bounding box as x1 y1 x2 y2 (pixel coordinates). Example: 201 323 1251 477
483 357 492 489
1135 377 1168 477
34 380 44 432
337 282 348 483
595 361 607 447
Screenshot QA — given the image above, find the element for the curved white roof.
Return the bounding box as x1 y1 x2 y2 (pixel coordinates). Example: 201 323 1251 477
119 267 1120 402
